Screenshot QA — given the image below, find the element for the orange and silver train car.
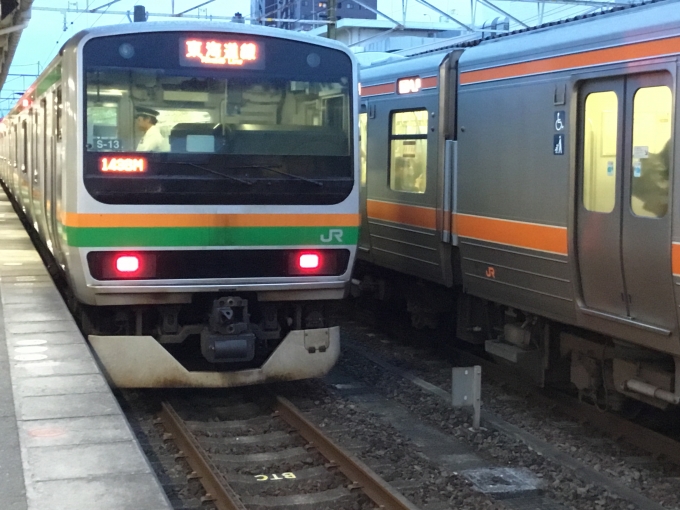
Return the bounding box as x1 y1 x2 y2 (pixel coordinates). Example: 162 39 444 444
357 0 680 408
0 22 359 387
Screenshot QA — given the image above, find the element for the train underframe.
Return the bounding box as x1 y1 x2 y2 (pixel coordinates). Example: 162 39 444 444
71 292 340 388
353 262 680 411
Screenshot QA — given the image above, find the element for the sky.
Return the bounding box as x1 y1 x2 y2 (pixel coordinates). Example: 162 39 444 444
0 0 593 113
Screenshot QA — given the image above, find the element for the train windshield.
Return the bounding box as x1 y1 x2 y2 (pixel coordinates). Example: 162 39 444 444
82 32 354 205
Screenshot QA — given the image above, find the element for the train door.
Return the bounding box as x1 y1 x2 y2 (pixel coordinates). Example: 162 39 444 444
10 123 17 193
29 108 40 229
365 95 441 281
33 104 45 236
576 73 675 332
50 86 63 259
20 119 29 210
358 105 371 255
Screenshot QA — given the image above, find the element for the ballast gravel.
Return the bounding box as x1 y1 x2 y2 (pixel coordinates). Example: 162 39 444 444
335 304 680 510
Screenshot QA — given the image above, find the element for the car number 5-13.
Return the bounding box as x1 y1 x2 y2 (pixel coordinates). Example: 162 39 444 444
94 138 122 150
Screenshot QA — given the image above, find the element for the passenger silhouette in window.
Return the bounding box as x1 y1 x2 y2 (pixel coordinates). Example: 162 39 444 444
633 139 670 218
393 157 424 193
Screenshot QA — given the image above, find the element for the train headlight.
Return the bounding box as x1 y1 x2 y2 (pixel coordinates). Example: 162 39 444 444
119 43 135 59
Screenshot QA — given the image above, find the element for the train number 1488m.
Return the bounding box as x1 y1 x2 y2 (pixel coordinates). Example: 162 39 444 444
99 156 147 173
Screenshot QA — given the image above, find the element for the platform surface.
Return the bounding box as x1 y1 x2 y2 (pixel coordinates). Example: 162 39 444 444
0 192 171 510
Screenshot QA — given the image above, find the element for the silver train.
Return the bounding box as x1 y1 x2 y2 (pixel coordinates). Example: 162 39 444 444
0 22 359 387
357 0 680 409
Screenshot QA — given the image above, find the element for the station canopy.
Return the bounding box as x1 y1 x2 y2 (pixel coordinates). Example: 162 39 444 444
0 0 32 90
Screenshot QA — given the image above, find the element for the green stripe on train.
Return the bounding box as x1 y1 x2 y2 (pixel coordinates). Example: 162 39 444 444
63 226 359 248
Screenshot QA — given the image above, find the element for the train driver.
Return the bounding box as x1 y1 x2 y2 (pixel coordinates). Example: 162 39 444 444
135 107 170 152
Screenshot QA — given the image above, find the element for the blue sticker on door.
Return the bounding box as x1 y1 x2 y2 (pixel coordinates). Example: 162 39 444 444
554 134 564 155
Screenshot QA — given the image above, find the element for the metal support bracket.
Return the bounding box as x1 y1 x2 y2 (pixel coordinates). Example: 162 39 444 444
452 365 482 428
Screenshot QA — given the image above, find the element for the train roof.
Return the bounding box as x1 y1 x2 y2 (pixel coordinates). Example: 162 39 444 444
64 20 354 56
360 0 680 84
2 20 357 121
360 51 448 85
458 0 680 72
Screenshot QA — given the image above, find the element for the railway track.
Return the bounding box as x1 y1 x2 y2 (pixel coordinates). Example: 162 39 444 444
453 347 680 466
339 340 673 510
346 301 680 468
157 393 419 510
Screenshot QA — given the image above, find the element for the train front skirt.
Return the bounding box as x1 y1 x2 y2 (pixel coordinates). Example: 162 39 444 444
89 327 340 388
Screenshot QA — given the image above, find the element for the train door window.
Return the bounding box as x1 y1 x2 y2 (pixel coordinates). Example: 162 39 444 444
33 109 39 186
55 87 62 141
21 120 27 173
630 85 671 218
389 109 427 193
359 111 367 187
13 124 17 172
41 99 47 179
582 91 617 213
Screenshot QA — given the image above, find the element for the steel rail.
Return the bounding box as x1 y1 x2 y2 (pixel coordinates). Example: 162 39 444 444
158 402 247 510
273 395 420 510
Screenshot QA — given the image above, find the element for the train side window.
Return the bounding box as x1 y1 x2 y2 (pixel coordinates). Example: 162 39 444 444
582 91 617 213
55 87 62 141
630 85 671 218
13 124 17 171
21 120 27 173
41 98 47 179
33 109 40 186
389 109 427 193
359 112 367 187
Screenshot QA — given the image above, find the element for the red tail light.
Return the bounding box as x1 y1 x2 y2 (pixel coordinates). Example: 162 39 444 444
96 252 156 279
115 255 140 273
288 251 337 276
298 253 320 269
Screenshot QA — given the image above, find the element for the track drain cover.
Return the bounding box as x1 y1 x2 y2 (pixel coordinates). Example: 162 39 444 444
461 467 542 497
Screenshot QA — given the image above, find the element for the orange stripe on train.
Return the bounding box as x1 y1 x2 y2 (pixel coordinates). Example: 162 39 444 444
360 82 395 97
672 243 680 276
460 35 680 85
366 200 437 229
60 212 361 228
360 76 437 97
421 76 438 89
454 213 568 255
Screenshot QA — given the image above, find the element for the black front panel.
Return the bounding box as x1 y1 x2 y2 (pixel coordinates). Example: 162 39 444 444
82 32 350 80
82 31 354 205
87 249 350 281
83 152 352 205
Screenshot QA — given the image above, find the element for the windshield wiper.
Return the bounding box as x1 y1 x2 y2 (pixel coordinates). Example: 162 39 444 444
176 162 323 187
181 163 253 186
254 165 323 187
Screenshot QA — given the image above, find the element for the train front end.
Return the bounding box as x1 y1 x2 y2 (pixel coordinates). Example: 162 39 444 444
63 24 358 387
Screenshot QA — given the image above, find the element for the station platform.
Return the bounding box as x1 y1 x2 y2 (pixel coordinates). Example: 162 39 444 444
0 192 172 510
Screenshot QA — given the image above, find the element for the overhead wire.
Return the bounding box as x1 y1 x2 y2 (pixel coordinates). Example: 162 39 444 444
41 0 123 66
88 0 116 27
40 0 93 65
